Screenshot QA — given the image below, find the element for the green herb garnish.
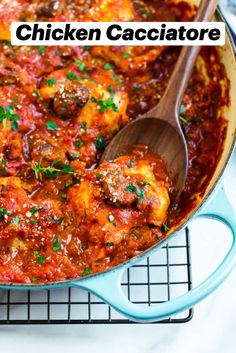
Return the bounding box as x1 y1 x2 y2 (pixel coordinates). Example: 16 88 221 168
75 140 84 148
162 223 170 232
95 136 106 150
52 215 64 224
45 121 58 131
37 256 45 264
30 219 39 225
52 237 61 252
104 63 115 70
82 267 91 276
75 59 86 71
31 207 40 215
38 46 46 54
0 105 20 131
123 52 131 59
92 96 118 113
66 72 79 81
47 77 55 86
32 160 74 180
125 185 136 193
1 159 7 176
80 121 87 129
0 208 7 220
125 185 145 204
105 242 114 246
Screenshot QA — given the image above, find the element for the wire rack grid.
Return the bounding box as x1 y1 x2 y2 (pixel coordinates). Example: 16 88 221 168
0 228 193 324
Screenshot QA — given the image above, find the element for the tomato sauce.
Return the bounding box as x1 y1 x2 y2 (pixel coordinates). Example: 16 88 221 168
0 0 229 283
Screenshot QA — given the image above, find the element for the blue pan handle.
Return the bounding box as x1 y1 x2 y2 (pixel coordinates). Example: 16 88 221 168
72 185 236 322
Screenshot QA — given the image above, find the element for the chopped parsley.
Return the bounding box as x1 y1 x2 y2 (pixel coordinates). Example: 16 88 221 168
162 223 170 232
61 193 67 201
75 140 84 148
45 121 58 131
52 237 61 252
47 77 55 86
95 136 106 150
31 207 40 215
66 72 79 81
136 187 145 204
80 121 87 129
106 242 114 246
83 46 90 51
1 159 7 176
131 229 139 239
125 185 136 193
180 117 188 127
33 89 43 101
75 59 86 71
92 96 119 113
180 116 198 127
82 267 91 276
37 256 45 264
141 180 153 187
0 105 20 131
125 185 145 204
123 52 131 59
33 250 39 255
104 63 115 70
96 173 102 180
30 219 39 225
38 46 46 54
0 208 7 220
52 215 64 224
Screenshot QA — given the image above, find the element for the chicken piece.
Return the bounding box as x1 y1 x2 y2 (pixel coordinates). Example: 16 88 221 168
78 80 128 138
39 66 128 139
100 157 170 226
67 179 101 222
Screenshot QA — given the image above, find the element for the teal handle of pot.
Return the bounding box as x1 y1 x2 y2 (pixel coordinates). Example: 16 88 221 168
71 185 236 323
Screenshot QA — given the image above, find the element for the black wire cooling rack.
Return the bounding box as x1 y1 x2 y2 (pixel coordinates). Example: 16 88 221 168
0 228 193 324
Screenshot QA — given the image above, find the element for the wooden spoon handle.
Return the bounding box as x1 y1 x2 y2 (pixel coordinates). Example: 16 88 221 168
152 0 219 126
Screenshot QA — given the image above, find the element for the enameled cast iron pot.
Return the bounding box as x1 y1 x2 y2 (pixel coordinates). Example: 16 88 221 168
1 4 236 323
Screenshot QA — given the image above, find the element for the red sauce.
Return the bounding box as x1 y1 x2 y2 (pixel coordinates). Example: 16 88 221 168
0 0 229 283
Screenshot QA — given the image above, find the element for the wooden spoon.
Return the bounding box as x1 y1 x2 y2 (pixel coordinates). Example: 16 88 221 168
101 0 219 199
